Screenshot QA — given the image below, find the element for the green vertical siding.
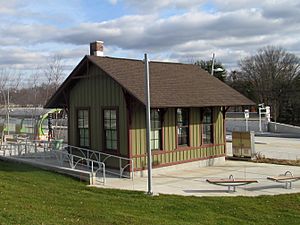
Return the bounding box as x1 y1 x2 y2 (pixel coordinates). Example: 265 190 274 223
190 108 201 147
163 108 176 151
130 106 225 170
130 103 146 158
69 64 128 157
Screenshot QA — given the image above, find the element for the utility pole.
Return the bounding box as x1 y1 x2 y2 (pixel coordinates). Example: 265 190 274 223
6 88 10 135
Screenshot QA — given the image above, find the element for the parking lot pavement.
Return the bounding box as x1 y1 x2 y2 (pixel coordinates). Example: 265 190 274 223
226 134 300 160
96 160 300 197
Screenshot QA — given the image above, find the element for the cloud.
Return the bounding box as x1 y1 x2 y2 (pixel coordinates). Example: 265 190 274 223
0 0 300 74
51 7 293 55
108 0 118 5
123 0 206 12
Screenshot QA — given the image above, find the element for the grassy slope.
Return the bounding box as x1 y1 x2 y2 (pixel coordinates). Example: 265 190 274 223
0 160 300 225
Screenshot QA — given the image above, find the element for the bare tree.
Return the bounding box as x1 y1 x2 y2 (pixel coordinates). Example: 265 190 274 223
0 68 23 105
238 46 300 121
28 66 42 106
44 55 65 103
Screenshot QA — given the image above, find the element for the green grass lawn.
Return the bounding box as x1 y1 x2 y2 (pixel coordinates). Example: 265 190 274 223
0 160 300 225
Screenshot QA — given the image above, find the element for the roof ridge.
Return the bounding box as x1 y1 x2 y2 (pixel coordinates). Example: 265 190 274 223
88 55 195 66
88 55 143 63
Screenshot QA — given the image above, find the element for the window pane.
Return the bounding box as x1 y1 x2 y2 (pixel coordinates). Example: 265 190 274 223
182 109 188 126
106 141 112 149
104 110 110 120
151 120 155 129
150 130 155 140
111 111 116 119
155 121 161 129
78 110 83 119
83 119 89 128
177 108 189 146
111 130 117 140
151 140 154 150
77 110 90 147
111 141 117 150
150 109 162 150
106 130 111 139
104 109 118 151
177 108 182 123
104 120 110 129
78 118 83 128
111 120 117 129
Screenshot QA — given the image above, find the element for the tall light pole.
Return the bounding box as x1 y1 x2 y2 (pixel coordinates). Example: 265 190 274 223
211 53 224 76
211 53 215 76
144 53 153 195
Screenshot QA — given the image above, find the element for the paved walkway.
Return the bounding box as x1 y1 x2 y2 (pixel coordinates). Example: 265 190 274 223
95 135 300 196
96 160 300 196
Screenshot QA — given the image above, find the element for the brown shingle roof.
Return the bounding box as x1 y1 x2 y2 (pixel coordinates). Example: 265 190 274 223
45 55 254 108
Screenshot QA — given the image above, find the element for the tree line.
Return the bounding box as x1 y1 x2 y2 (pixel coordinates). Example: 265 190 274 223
1 47 300 126
196 46 300 126
0 55 65 107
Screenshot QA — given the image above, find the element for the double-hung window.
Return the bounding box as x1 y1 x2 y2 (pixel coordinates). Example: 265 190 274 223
177 108 189 147
202 108 214 144
103 109 118 151
77 109 90 148
150 109 162 150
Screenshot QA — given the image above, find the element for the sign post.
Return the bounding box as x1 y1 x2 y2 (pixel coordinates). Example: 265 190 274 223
244 109 249 131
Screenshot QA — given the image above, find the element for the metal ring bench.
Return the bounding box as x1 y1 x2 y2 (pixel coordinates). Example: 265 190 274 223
267 171 300 189
206 175 258 192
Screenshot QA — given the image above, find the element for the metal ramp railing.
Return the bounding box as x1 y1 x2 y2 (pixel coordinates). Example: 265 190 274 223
0 140 106 184
66 145 134 179
1 141 134 183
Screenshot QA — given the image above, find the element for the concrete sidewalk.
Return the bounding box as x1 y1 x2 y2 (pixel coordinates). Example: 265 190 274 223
95 160 300 197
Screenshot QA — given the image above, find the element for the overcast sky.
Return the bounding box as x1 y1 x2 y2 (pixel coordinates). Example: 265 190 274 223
1 0 300 76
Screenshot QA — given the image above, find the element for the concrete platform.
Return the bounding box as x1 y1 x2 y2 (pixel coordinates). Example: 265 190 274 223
94 160 300 197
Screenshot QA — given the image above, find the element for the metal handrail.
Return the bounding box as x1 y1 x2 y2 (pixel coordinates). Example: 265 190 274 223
66 145 134 179
1 140 106 184
49 149 106 184
1 140 134 180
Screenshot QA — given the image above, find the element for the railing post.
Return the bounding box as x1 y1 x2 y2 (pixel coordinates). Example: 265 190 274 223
34 141 37 154
24 143 27 155
87 151 90 167
71 155 74 169
131 159 134 180
60 151 63 166
43 143 46 160
103 163 106 184
17 144 20 156
119 159 122 178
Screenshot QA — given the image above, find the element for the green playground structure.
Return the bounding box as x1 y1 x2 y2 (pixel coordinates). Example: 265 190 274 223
0 107 67 142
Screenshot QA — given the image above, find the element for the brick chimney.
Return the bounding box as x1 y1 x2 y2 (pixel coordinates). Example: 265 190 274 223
90 41 104 56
